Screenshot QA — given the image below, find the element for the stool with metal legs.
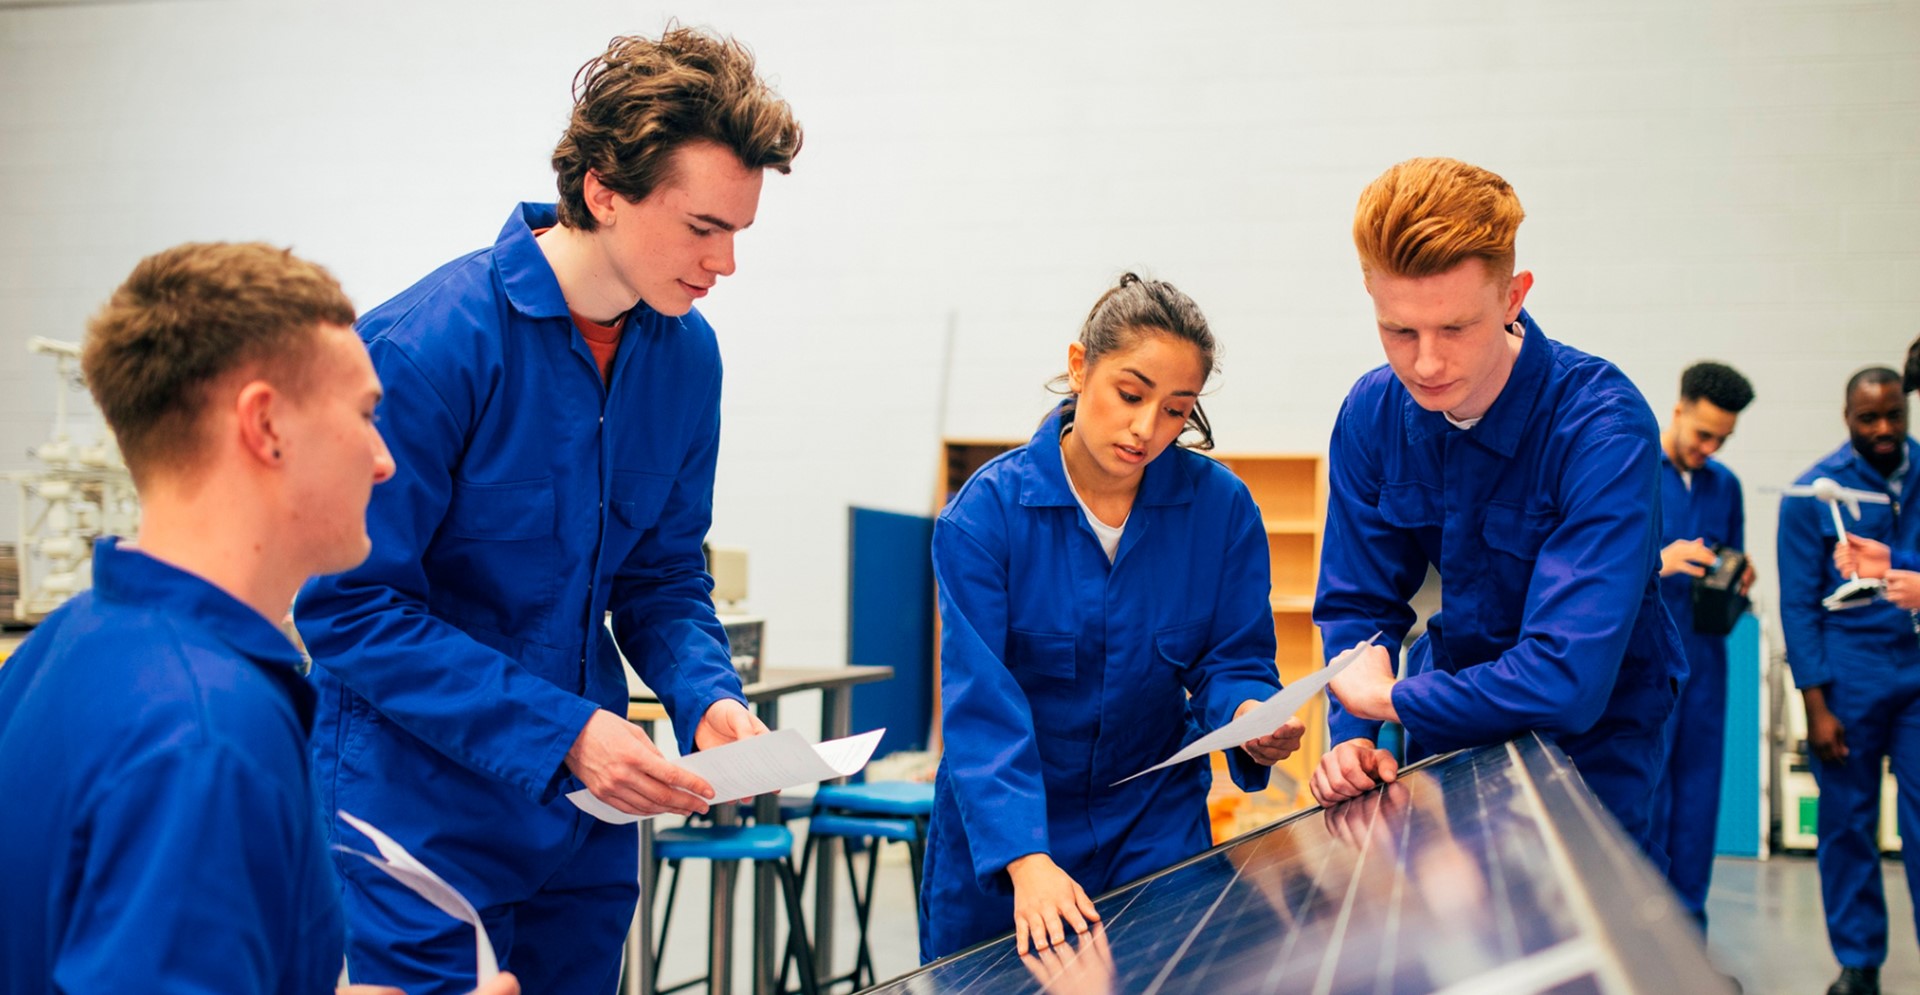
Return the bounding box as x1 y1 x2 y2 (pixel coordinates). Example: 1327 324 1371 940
811 782 934 831
779 811 924 993
651 824 821 995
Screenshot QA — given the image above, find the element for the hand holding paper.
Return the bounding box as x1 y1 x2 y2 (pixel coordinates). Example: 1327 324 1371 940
1325 634 1399 722
565 709 716 818
334 812 498 985
570 728 886 825
1235 701 1305 767
1115 633 1383 786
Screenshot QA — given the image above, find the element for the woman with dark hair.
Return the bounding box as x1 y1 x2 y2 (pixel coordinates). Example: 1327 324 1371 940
921 273 1303 960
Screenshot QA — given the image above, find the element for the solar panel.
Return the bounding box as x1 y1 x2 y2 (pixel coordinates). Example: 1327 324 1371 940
873 733 1731 994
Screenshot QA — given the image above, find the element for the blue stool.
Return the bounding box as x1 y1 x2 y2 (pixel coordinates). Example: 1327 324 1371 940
652 825 820 995
779 783 934 992
810 783 932 895
812 782 935 823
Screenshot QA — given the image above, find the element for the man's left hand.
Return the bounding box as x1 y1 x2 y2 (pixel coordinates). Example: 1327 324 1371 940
1886 570 1920 610
694 698 769 751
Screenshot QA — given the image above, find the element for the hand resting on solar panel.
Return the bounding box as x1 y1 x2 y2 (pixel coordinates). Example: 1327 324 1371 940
1006 853 1103 954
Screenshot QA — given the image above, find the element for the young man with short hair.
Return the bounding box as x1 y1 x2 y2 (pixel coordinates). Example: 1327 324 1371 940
1779 368 1920 995
0 243 515 995
1312 157 1687 865
1651 360 1756 929
293 27 803 993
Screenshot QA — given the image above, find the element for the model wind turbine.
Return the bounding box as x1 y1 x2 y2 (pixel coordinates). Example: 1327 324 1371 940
1782 477 1892 611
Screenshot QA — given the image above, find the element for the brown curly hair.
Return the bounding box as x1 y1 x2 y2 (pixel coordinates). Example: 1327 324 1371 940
82 242 355 481
552 25 804 231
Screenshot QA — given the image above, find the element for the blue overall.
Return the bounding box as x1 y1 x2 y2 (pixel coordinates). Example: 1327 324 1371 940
1315 312 1686 864
295 203 746 994
1648 454 1744 926
921 404 1282 960
0 539 343 994
1778 439 1920 971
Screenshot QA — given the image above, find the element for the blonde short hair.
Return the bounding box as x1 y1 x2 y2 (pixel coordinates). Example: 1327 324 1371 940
1353 157 1524 280
83 242 354 482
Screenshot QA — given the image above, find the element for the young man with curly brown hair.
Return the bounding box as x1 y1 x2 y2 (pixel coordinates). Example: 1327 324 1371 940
293 26 802 994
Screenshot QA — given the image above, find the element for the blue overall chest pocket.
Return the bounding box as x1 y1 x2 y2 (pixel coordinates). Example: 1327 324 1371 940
1482 502 1559 561
1378 481 1442 530
609 470 675 533
444 477 555 541
1154 619 1208 670
1008 628 1076 681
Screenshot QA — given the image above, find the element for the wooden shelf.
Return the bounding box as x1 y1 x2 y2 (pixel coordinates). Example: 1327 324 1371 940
1232 453 1327 841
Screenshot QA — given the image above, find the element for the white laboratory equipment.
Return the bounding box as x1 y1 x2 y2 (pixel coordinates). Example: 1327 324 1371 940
6 337 138 623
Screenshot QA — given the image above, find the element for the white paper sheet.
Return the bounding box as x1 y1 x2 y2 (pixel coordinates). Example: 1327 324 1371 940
333 811 498 983
568 727 887 825
1114 633 1383 786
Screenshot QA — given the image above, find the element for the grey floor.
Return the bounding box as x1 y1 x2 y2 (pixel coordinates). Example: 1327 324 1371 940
1706 856 1917 995
650 850 1914 995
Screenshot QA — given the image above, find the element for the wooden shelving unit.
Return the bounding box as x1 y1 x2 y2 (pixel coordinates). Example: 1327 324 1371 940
935 441 1328 842
1208 453 1327 841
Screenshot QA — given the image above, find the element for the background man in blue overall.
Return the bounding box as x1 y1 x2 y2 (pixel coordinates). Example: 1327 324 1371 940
294 28 803 994
1779 367 1920 995
1650 361 1756 930
0 243 515 995
1312 157 1687 868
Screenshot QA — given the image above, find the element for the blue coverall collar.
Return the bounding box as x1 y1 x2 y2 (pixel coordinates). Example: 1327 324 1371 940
90 537 313 721
1834 436 1920 496
1401 308 1548 458
1019 402 1196 509
497 202 671 334
496 202 633 325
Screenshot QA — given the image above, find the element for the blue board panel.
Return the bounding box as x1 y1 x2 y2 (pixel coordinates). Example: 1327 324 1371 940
848 506 935 758
1716 612 1762 857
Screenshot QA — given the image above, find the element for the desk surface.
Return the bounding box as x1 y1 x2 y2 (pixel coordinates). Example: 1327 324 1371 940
631 665 893 706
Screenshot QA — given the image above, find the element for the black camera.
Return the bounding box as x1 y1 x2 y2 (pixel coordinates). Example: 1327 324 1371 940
1690 544 1749 636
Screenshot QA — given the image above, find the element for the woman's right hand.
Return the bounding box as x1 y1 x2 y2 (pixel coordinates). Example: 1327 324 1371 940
1006 853 1101 954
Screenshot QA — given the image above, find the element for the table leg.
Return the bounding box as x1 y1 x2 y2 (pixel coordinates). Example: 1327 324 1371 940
752 699 781 995
709 798 739 995
625 718 657 995
812 688 853 980
625 821 655 995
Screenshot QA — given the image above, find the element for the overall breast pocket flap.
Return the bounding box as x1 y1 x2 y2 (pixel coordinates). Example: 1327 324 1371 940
1154 619 1209 669
1008 629 1076 680
611 470 676 531
444 478 556 541
1482 504 1557 560
1378 482 1443 530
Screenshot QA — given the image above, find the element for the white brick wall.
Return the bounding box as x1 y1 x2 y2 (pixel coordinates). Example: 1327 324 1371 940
2 1 1917 702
